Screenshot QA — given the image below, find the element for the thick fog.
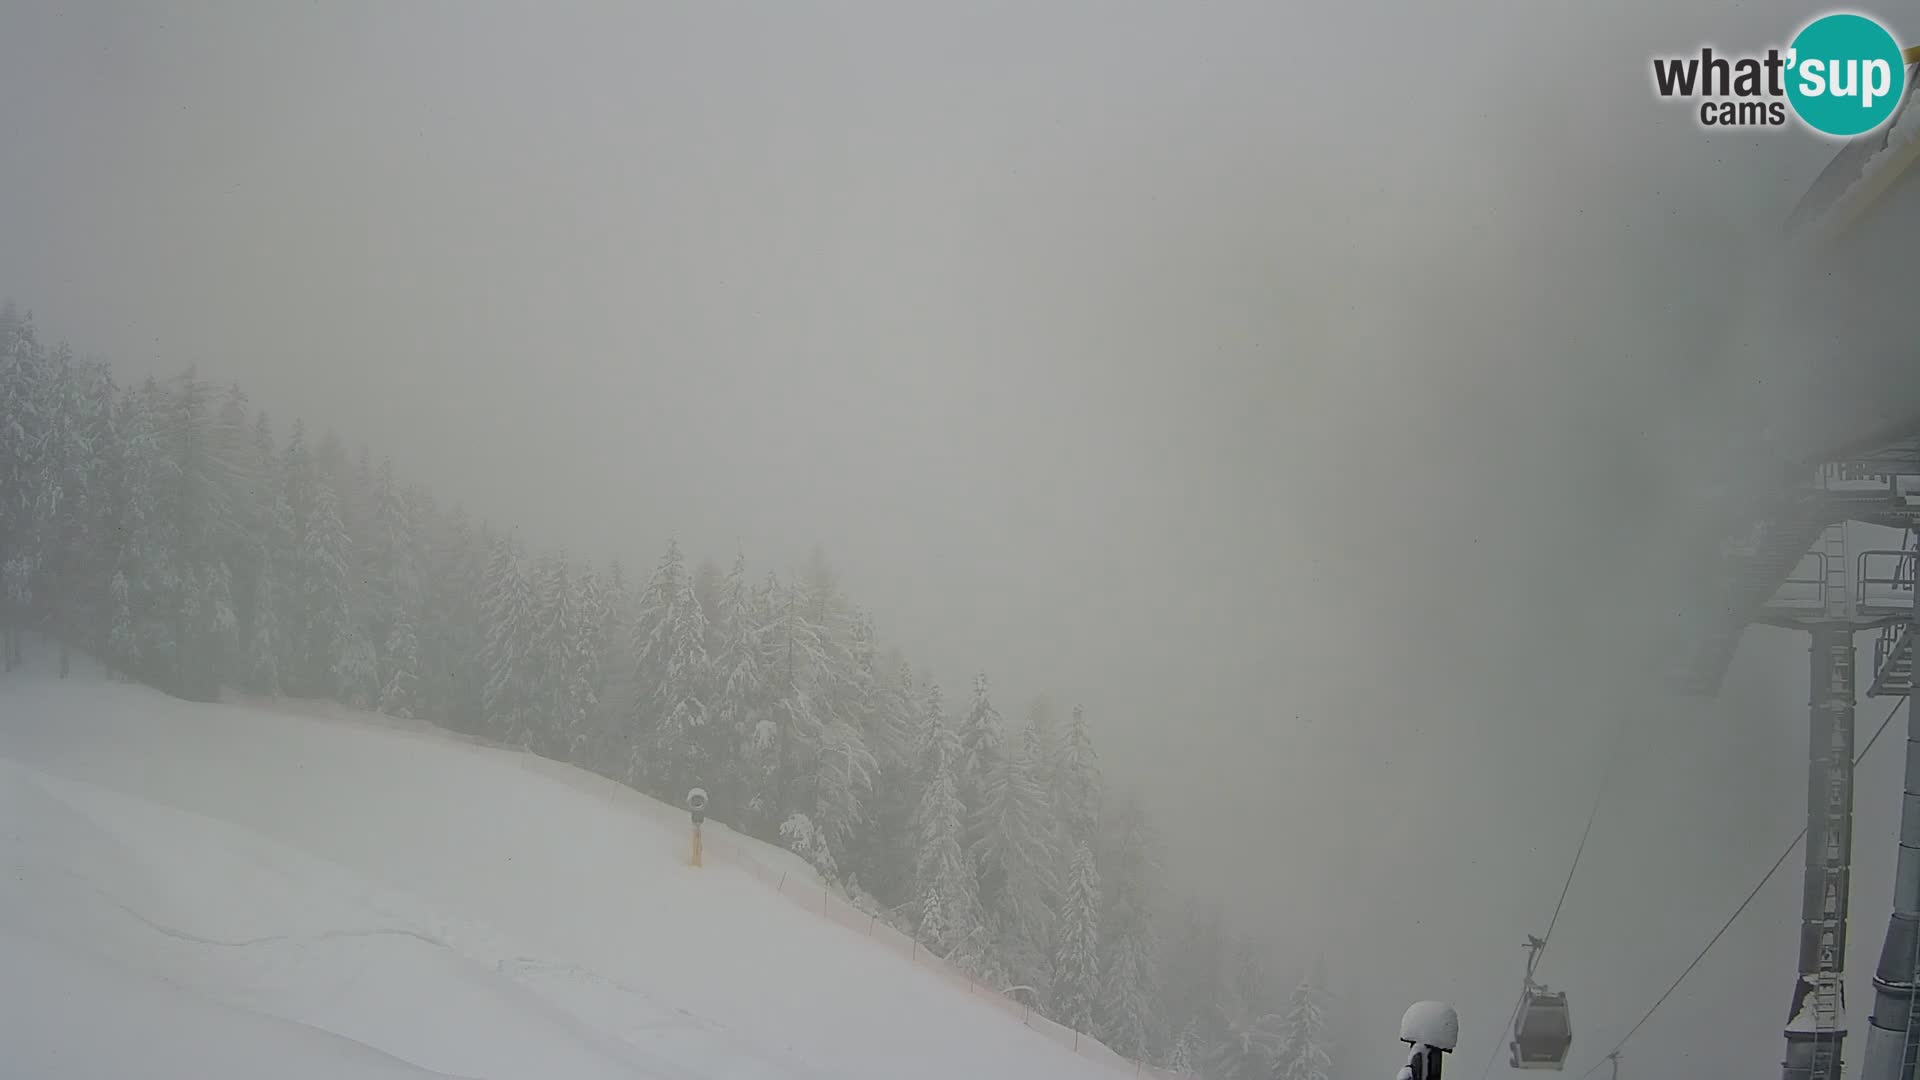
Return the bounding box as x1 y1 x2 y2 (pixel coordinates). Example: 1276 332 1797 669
2 0 1906 1074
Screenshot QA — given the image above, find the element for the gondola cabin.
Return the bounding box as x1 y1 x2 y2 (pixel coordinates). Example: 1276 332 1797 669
1509 987 1572 1070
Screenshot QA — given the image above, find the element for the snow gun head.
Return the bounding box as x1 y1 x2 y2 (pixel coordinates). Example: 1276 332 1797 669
686 788 708 814
1399 1000 1458 1050
1396 1001 1457 1080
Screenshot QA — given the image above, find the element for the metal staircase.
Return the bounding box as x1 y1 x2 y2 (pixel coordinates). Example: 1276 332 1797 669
1669 497 1837 694
1868 529 1920 698
1871 624 1916 697
1670 482 1920 696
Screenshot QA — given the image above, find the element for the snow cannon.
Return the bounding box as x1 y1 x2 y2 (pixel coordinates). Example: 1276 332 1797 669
1397 1001 1457 1080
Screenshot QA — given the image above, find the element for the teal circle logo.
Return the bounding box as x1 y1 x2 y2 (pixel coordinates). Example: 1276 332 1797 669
1786 13 1906 136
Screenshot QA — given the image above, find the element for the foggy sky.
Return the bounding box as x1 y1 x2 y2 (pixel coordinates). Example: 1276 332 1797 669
1 1 1901 1073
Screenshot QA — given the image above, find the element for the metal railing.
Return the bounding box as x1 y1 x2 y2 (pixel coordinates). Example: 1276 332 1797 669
1859 549 1919 613
1771 552 1832 609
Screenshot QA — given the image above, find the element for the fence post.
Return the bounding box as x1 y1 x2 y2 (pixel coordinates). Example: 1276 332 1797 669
823 884 830 916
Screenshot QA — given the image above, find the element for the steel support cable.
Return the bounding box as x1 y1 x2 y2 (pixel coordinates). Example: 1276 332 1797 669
1477 717 1635 1080
1571 695 1912 1080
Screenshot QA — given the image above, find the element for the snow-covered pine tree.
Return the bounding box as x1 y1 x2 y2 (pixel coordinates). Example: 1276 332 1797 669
117 379 180 684
247 548 281 694
0 306 49 669
757 567 842 836
958 672 1003 812
281 419 313 528
1168 1020 1203 1078
791 572 876 872
780 811 838 880
163 370 241 700
395 483 440 717
849 648 919 907
331 612 378 709
107 568 135 678
1053 841 1103 1033
238 412 291 695
527 552 582 758
811 703 876 879
479 534 533 745
366 456 420 701
710 552 766 826
295 479 355 701
911 691 982 961
629 540 711 795
863 636 918 775
286 460 333 681
310 429 349 519
419 505 486 732
584 557 638 776
1158 900 1231 1058
66 358 123 660
1051 704 1103 852
566 565 606 767
207 384 258 688
957 672 1004 910
277 420 316 692
1025 695 1061 783
1229 940 1269 1030
1099 907 1155 1061
1097 794 1161 1061
973 719 1058 1002
1274 962 1333 1080
30 346 96 657
1203 1013 1284 1080
371 459 415 609
195 559 240 698
378 617 420 719
1 554 32 671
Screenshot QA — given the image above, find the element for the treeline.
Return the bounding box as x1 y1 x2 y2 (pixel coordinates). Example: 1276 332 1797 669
0 305 1335 1078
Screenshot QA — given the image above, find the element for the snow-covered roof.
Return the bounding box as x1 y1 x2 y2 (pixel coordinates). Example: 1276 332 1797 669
1793 59 1920 243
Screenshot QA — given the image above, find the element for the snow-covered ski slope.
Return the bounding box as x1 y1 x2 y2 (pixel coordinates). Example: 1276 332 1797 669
0 644 1148 1080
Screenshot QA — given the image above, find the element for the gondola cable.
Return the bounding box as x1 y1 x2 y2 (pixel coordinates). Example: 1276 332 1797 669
1569 694 1911 1079
1477 716 1634 1080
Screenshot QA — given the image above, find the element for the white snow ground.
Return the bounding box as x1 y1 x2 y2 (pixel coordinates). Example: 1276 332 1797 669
0 642 1135 1080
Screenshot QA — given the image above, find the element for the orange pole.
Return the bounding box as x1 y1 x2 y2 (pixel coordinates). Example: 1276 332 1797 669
690 822 703 867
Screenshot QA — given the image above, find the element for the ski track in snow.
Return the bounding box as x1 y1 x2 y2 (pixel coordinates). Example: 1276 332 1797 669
1 765 807 1080
0 652 1124 1080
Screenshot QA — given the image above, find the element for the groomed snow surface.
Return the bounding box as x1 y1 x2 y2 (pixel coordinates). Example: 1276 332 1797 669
0 642 1141 1080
